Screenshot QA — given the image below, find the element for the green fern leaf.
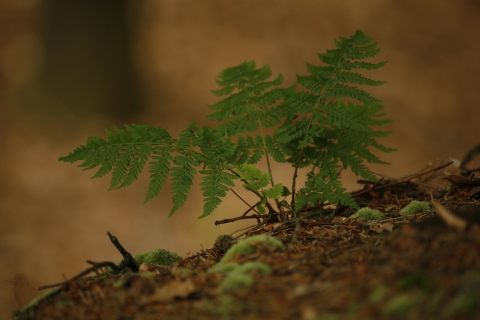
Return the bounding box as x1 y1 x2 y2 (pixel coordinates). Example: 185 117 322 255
198 167 237 218
144 146 172 203
207 61 286 154
108 145 135 190
236 163 270 191
295 172 359 213
91 145 121 179
263 183 283 199
169 126 201 217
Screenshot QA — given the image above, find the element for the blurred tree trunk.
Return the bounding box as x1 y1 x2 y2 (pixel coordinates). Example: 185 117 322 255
40 0 141 119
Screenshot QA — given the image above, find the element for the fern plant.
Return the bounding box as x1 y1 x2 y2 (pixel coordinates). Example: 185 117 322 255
59 30 395 219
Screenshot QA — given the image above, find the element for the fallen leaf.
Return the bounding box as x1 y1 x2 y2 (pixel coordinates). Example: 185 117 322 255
443 175 480 189
331 216 348 223
430 199 468 231
413 157 461 190
370 222 395 233
469 185 480 198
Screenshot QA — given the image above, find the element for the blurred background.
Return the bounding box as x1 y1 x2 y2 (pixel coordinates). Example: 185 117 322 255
1 0 480 317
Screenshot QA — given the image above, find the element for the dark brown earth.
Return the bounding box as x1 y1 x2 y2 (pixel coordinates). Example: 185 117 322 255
12 160 480 320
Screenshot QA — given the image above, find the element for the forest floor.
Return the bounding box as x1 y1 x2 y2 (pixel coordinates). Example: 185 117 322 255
12 158 480 320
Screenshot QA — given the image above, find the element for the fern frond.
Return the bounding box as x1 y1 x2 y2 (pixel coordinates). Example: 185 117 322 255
262 183 283 199
144 146 173 203
196 127 237 163
329 84 380 104
169 126 201 217
59 125 175 193
208 60 286 138
169 156 197 217
60 30 395 220
273 30 392 210
295 172 358 213
264 135 287 163
337 71 387 87
342 60 387 71
236 164 270 191
199 167 237 218
108 144 136 190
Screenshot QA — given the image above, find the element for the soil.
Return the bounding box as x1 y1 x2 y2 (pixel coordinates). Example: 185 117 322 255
12 161 480 320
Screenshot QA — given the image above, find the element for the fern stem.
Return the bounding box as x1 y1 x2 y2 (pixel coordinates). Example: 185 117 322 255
229 187 259 215
253 101 282 211
264 151 275 187
253 105 275 187
291 165 299 211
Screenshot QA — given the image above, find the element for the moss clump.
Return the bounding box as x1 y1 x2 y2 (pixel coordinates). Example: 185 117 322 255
399 201 431 216
209 235 282 293
106 248 182 274
134 248 182 265
350 207 384 221
210 261 271 292
220 234 284 264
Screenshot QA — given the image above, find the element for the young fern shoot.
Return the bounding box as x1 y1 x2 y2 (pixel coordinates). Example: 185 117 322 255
59 30 395 221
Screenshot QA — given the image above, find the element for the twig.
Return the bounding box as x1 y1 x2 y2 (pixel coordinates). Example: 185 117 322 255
215 201 330 225
37 260 119 291
38 233 138 290
37 275 99 291
215 213 278 225
229 187 259 215
107 232 139 272
291 166 299 209
352 161 454 197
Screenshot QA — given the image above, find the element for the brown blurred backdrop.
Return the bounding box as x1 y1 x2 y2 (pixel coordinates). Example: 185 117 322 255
1 0 480 318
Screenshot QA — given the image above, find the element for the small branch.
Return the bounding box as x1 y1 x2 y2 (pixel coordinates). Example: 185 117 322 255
37 277 96 291
352 161 453 197
38 261 118 290
241 201 260 217
38 233 139 291
214 201 329 226
291 166 299 209
229 187 259 215
107 232 128 256
215 212 279 225
107 232 139 272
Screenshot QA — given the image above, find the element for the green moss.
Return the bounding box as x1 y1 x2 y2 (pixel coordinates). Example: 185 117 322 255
350 207 384 221
134 248 182 265
369 285 389 303
399 200 431 216
210 262 239 274
214 261 272 293
209 235 280 293
442 293 479 316
113 279 124 288
383 293 424 316
220 234 284 264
